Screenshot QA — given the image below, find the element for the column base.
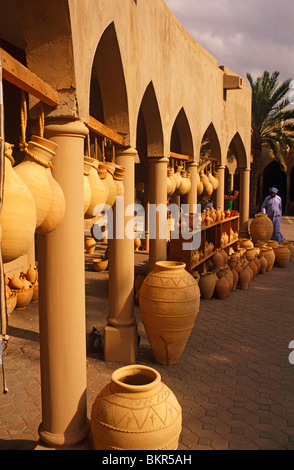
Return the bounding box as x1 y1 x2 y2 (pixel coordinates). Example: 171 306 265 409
103 324 138 363
37 420 90 449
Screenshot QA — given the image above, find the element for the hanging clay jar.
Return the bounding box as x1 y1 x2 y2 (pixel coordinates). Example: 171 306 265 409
249 214 273 245
175 170 189 196
83 159 92 214
238 267 251 290
174 165 183 192
1 143 36 263
14 136 56 228
112 165 125 197
36 167 65 234
167 168 176 196
139 261 200 364
84 156 107 219
98 162 110 203
260 248 275 272
198 272 216 299
91 364 182 450
196 171 204 196
185 170 191 193
208 171 218 191
259 255 268 274
105 163 117 208
215 275 229 300
274 245 291 268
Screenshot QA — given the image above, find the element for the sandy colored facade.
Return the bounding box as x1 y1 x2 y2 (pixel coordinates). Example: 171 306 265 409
0 0 252 449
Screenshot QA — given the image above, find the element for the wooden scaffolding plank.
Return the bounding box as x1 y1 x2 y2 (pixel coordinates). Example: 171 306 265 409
170 151 191 161
87 115 126 146
0 48 59 107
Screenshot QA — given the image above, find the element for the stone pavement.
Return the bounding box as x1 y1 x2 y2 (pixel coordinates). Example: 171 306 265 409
0 217 294 450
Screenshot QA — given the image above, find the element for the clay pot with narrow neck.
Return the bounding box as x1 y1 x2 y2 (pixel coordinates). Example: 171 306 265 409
36 167 65 234
105 163 117 208
91 365 182 450
212 250 224 269
139 261 200 364
167 167 176 196
84 156 107 219
282 241 294 261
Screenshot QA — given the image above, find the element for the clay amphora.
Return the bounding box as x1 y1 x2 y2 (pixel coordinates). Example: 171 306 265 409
15 136 56 228
175 170 189 196
259 255 268 274
208 171 218 191
245 248 259 261
198 272 216 299
14 287 34 310
139 261 200 364
174 166 183 193
250 214 273 245
1 144 36 263
215 208 222 222
26 265 38 283
167 168 176 196
212 250 224 269
84 156 107 219
219 249 228 266
238 267 251 290
219 267 233 294
134 237 141 251
215 275 229 299
274 246 291 268
260 248 275 272
91 365 182 450
213 172 220 190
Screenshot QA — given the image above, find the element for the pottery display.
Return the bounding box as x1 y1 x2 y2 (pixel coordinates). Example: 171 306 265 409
139 261 200 364
93 258 109 272
91 364 182 450
260 247 275 273
249 214 273 245
274 245 291 268
84 156 107 219
198 272 216 299
15 136 56 228
1 143 36 263
85 237 96 254
36 167 65 234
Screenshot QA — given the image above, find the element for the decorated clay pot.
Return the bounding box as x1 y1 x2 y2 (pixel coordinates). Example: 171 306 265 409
198 272 216 299
36 167 65 234
1 143 36 263
274 245 291 268
84 157 107 219
91 365 182 450
260 248 275 272
85 237 96 254
15 136 56 228
139 261 200 364
250 214 273 245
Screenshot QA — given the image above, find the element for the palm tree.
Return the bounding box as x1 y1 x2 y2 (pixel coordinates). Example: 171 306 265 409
247 70 294 216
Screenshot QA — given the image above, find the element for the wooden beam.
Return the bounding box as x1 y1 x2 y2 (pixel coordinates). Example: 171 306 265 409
87 115 126 146
170 151 191 161
0 48 59 107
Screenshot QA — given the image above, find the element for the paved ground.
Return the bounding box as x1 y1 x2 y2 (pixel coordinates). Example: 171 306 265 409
1 217 294 451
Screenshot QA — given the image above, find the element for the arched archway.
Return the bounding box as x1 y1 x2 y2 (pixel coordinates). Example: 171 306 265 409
263 161 287 213
170 108 193 157
200 123 221 163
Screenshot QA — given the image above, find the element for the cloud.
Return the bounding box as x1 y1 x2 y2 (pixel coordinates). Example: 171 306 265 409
164 0 294 83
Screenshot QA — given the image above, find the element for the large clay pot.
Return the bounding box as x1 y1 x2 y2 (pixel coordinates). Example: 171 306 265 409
238 267 251 290
208 172 218 191
175 170 189 196
36 167 65 234
215 275 229 299
199 272 216 299
91 365 182 450
250 214 273 245
15 136 56 228
245 248 259 261
139 261 200 364
1 143 36 263
84 157 107 219
274 245 291 268
249 259 258 279
83 160 92 214
173 166 183 192
219 267 233 294
260 248 275 272
231 268 239 290
252 256 261 274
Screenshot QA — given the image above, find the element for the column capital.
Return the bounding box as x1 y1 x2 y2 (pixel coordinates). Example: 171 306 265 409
148 155 169 164
187 160 199 168
216 165 226 170
115 146 138 157
239 167 251 172
45 119 89 138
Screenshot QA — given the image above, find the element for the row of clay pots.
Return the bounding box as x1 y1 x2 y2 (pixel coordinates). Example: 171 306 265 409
167 166 191 197
5 265 38 314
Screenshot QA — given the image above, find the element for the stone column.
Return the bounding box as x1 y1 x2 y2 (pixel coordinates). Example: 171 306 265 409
37 119 89 449
239 167 250 238
216 165 226 210
186 161 198 213
148 156 169 272
104 146 138 363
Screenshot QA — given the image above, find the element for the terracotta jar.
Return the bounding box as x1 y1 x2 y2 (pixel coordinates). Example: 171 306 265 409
98 162 110 203
213 172 220 190
240 238 254 249
83 160 92 214
260 247 275 272
274 245 291 268
36 167 65 234
84 156 107 219
105 163 117 208
219 249 228 266
238 267 251 290
167 167 176 196
15 136 56 228
113 165 125 198
249 259 258 279
14 287 34 310
199 272 216 299
134 237 141 251
212 250 224 269
175 170 189 196
215 275 229 300
231 268 239 290
1 143 36 263
219 267 233 294
266 240 279 250
208 171 218 191
282 241 294 260
250 214 273 245
85 237 96 254
245 248 259 261
91 365 182 450
196 171 204 196
26 265 38 283
259 255 268 274
139 261 200 364
252 256 261 274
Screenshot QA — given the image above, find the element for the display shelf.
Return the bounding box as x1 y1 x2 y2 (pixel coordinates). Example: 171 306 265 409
169 215 239 273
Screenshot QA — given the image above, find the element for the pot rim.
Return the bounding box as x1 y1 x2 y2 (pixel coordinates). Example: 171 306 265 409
111 365 161 391
155 261 186 270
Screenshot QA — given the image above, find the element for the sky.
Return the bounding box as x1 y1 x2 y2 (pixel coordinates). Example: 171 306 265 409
164 0 294 86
